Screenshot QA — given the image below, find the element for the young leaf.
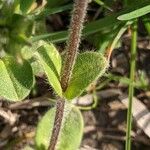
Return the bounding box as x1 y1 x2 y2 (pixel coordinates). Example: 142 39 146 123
0 56 33 101
118 5 150 21
36 42 62 96
64 52 108 100
35 102 83 150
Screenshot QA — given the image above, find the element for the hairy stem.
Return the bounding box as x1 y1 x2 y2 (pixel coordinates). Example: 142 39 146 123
61 0 89 91
125 21 137 150
49 1 88 149
48 99 65 150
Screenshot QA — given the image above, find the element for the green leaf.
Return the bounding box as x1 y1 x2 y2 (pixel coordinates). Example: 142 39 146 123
10 14 33 37
35 102 83 150
36 4 72 19
20 0 35 13
0 56 34 101
31 0 150 43
36 42 62 96
2 0 20 16
142 16 150 35
94 0 113 11
31 14 119 43
86 23 120 53
118 5 150 21
64 52 108 100
21 41 46 76
47 0 71 7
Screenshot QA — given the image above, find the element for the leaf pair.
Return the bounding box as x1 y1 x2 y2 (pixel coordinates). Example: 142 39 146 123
36 42 108 100
35 43 108 150
0 41 108 102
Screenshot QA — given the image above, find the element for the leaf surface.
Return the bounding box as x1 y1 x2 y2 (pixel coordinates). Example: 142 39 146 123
0 56 33 101
36 42 62 96
118 5 150 20
64 52 108 100
35 102 83 150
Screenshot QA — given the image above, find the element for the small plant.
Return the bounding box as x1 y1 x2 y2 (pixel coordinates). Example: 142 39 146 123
0 0 108 149
35 0 108 149
0 0 150 150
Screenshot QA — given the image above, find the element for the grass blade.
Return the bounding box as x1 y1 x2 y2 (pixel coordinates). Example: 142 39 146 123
118 5 150 21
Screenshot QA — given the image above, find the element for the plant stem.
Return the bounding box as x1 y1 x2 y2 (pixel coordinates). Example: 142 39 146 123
125 21 137 150
48 1 88 149
48 99 65 150
61 0 88 91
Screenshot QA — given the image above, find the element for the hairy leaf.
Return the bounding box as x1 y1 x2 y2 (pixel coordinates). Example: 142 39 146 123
36 42 62 96
64 52 108 100
0 56 33 101
35 102 83 150
118 5 150 21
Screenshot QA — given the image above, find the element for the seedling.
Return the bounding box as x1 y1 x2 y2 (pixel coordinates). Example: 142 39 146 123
0 0 150 150
35 0 108 149
0 0 108 149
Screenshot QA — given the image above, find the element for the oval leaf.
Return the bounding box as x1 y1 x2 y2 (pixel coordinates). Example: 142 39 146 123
0 56 34 101
35 102 84 150
118 5 150 21
36 42 62 96
64 52 108 100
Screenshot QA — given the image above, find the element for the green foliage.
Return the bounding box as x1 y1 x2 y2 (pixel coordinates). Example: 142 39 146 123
20 0 35 14
31 13 119 43
2 0 20 17
21 41 47 76
35 102 83 150
118 4 150 21
36 42 62 97
10 14 33 38
37 3 72 19
142 16 150 35
0 0 150 149
1 13 33 55
32 0 150 44
0 56 33 101
47 0 71 7
64 52 108 100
